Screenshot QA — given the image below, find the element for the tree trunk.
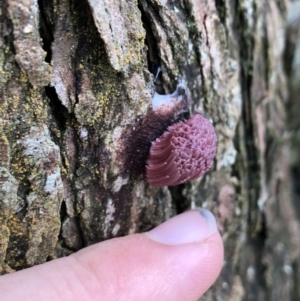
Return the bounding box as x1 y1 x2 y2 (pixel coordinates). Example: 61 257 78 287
0 0 299 300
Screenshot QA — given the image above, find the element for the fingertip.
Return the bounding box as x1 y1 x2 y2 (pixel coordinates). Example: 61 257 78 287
143 209 224 299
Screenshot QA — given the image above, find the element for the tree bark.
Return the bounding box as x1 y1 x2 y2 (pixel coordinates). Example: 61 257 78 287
0 0 299 300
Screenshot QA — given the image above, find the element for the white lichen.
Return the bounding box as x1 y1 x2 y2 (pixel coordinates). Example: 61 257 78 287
103 198 115 237
113 176 129 192
151 80 187 110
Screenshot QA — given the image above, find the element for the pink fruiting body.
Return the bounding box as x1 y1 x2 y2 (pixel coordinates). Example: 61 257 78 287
146 113 217 187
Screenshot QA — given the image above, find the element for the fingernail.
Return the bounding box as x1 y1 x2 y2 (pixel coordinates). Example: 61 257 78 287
146 209 218 245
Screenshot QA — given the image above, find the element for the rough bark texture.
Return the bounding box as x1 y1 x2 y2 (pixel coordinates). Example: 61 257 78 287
0 0 299 300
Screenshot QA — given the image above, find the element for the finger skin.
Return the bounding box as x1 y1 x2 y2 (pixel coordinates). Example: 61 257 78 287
0 232 223 301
